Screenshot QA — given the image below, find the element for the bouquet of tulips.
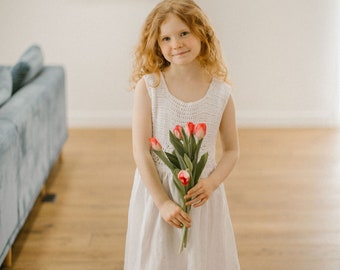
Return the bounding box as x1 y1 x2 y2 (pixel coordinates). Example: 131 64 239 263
149 122 208 253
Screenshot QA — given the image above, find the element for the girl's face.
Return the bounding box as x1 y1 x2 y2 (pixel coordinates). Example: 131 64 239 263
158 14 201 67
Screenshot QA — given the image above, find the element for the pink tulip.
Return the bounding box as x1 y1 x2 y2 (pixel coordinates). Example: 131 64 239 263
194 123 207 139
177 170 190 186
173 125 183 140
149 137 162 151
185 122 195 136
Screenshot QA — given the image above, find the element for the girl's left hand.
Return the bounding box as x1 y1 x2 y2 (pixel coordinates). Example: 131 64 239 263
184 178 216 207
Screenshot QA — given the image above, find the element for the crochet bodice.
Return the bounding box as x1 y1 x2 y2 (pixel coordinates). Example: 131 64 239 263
144 73 232 177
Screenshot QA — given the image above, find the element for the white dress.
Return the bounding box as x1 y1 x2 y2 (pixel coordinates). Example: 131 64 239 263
124 73 240 270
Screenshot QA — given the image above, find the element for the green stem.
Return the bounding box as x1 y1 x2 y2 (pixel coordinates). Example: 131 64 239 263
178 202 190 254
179 226 188 254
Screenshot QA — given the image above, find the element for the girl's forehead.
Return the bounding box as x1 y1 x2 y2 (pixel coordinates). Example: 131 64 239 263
159 14 190 34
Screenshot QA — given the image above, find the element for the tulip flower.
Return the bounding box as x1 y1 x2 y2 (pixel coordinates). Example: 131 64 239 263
149 137 162 151
173 125 183 140
194 123 207 140
185 122 195 136
177 170 190 186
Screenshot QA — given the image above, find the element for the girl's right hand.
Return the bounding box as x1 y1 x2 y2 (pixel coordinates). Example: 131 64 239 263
159 200 191 229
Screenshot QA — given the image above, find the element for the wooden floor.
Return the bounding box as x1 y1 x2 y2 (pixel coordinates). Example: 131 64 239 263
2 128 340 270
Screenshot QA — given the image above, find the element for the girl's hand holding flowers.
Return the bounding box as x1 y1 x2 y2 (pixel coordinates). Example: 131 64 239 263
184 178 216 207
159 200 191 229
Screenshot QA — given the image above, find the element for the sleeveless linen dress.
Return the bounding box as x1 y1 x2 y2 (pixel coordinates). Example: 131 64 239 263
124 73 240 270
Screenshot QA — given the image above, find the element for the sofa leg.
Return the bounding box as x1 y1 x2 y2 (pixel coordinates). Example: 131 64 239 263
4 247 12 267
40 185 47 199
58 151 63 163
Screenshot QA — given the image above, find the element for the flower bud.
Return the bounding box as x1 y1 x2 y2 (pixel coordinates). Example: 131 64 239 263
173 125 183 140
194 123 207 139
149 137 162 151
185 122 195 136
177 170 190 186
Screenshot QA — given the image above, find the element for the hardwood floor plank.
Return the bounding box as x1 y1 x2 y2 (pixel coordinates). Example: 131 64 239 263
2 128 340 270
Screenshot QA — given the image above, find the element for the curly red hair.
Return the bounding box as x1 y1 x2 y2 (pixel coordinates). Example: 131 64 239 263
131 0 228 89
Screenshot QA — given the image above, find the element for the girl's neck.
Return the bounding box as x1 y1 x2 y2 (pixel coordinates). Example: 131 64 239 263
163 61 210 83
161 62 213 103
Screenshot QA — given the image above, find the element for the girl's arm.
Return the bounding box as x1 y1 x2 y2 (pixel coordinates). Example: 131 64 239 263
185 95 239 207
132 78 191 228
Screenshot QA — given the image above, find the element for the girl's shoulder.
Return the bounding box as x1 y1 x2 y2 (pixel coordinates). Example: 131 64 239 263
142 73 161 90
211 77 232 97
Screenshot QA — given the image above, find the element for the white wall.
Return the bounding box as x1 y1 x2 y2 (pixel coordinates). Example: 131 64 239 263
0 0 339 128
211 0 340 127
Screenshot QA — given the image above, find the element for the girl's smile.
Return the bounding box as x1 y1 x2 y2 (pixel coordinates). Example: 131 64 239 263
172 50 190 57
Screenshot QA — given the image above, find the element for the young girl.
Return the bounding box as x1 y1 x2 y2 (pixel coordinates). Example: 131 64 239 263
124 0 240 269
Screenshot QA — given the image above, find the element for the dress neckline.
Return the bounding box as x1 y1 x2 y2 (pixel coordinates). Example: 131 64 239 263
160 72 215 105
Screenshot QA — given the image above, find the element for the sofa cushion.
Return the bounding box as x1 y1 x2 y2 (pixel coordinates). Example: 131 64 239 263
11 45 44 95
0 67 12 106
11 62 29 95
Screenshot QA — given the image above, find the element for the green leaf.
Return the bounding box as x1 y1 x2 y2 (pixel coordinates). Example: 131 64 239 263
169 131 185 156
188 135 196 160
188 171 195 190
175 150 187 170
183 154 193 171
193 138 203 165
152 149 175 171
165 152 180 169
181 127 189 154
194 152 209 183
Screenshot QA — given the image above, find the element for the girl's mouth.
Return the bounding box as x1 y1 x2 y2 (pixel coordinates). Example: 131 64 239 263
173 50 190 57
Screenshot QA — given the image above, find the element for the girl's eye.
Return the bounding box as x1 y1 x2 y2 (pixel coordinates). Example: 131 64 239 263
181 31 190 37
162 37 170 42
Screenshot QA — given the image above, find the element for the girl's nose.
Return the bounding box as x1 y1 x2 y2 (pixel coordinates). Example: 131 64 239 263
172 37 183 49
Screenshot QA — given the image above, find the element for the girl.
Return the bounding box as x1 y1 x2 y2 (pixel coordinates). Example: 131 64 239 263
125 0 240 269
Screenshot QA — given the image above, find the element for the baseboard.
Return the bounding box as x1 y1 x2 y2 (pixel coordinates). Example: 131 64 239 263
68 110 132 128
67 110 339 128
236 110 339 128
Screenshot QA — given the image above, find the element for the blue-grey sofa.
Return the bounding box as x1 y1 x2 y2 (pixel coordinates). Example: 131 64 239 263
0 45 67 267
